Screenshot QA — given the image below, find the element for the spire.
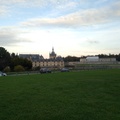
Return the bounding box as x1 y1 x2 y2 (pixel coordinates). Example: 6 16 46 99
52 47 54 52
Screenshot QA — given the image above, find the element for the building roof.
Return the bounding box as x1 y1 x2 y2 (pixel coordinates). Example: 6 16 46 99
49 47 56 56
19 48 64 62
19 54 44 62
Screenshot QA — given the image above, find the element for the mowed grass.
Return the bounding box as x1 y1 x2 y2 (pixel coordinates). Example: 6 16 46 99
0 70 120 120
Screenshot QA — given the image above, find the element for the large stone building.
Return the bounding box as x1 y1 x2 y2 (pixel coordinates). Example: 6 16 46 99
19 48 64 69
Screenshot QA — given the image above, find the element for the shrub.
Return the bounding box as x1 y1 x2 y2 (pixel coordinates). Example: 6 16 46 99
14 65 25 72
4 66 11 72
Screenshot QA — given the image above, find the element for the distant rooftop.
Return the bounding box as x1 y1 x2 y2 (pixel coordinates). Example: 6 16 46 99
19 54 44 61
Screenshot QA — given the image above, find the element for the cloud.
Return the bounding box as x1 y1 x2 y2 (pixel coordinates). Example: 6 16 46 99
0 0 71 7
1 0 119 22
0 0 112 17
0 27 31 46
21 1 120 28
87 40 99 44
0 0 25 4
0 6 9 16
0 0 74 17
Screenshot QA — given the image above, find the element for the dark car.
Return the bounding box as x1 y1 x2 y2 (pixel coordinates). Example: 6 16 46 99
40 68 51 73
61 68 69 72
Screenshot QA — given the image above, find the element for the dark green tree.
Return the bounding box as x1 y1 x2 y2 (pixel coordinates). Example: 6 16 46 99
3 66 11 72
23 58 32 70
63 56 80 62
116 54 120 61
10 57 32 71
14 65 25 72
0 47 11 70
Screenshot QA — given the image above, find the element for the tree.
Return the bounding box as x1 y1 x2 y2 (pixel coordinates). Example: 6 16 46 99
116 54 120 61
10 56 32 71
23 58 32 70
63 56 80 62
11 53 16 58
14 65 25 72
0 47 11 70
4 66 11 72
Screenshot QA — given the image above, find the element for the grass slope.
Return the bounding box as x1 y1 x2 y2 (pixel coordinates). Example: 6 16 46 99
0 70 120 120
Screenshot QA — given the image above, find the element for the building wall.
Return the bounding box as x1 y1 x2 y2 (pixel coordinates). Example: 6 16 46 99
99 58 116 62
86 56 99 62
80 58 86 62
80 56 117 64
68 62 80 65
32 61 64 69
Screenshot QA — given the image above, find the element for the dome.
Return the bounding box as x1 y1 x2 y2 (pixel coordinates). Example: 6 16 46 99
49 47 56 59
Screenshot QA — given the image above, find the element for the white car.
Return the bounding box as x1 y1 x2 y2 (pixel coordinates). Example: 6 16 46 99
0 72 7 76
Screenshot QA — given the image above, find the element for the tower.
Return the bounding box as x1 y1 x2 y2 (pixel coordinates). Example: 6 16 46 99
49 47 56 59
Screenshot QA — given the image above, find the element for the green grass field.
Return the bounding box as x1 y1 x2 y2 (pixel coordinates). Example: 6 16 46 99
0 69 120 120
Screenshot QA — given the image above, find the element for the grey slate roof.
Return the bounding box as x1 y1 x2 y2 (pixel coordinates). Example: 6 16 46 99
19 54 63 62
19 54 44 61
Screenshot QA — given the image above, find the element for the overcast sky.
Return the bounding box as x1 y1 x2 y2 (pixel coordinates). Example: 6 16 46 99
0 0 120 58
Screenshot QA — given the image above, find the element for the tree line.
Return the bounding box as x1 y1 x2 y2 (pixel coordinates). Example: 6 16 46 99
63 54 120 62
0 47 32 72
98 54 120 61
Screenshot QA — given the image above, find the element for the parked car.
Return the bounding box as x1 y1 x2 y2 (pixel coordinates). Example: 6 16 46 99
40 68 52 73
61 68 69 72
0 71 7 76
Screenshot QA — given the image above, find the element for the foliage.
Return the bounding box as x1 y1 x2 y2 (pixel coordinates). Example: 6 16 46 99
63 56 80 62
80 54 120 61
0 47 11 70
63 54 120 62
98 54 120 61
0 47 32 71
0 70 120 120
3 66 11 72
32 66 40 71
11 57 32 71
23 58 32 70
14 65 25 72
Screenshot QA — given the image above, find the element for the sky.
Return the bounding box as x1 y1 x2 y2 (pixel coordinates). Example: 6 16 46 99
0 0 120 58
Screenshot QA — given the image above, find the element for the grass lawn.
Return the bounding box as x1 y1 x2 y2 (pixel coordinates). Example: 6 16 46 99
0 69 120 120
